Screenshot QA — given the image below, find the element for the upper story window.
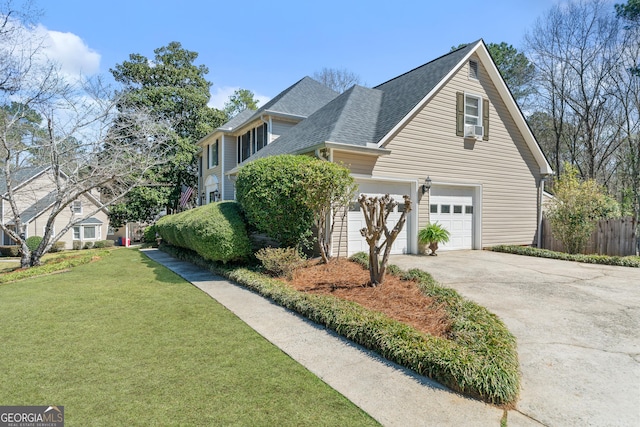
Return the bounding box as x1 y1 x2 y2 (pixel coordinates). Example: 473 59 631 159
238 123 268 163
456 91 489 141
72 200 82 214
464 94 482 126
208 139 219 168
469 60 479 80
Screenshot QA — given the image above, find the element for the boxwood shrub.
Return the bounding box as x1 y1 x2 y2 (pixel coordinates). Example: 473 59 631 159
156 202 252 263
491 245 640 267
160 245 520 405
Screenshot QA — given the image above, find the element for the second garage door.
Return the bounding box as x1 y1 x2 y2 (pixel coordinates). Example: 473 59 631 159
429 187 474 251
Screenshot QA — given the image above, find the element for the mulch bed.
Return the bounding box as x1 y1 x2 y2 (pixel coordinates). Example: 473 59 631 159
284 258 451 338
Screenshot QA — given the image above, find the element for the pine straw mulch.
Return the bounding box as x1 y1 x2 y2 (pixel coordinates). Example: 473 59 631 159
284 258 452 339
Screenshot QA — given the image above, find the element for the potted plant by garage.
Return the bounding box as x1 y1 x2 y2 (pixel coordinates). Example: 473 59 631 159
418 222 451 256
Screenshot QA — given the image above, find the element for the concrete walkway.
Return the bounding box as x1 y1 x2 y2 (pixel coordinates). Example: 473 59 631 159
141 249 537 427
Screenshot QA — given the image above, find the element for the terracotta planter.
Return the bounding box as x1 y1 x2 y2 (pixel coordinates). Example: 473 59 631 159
429 241 439 256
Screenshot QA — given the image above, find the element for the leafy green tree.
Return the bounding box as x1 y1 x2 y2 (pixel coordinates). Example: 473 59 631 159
616 0 640 23
487 42 536 107
297 160 356 262
547 163 621 254
109 42 226 221
223 88 259 118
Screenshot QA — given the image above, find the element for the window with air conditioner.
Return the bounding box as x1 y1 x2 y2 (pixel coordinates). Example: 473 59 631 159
464 94 484 139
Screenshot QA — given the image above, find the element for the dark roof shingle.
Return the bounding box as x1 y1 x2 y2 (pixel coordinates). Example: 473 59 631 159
246 42 478 159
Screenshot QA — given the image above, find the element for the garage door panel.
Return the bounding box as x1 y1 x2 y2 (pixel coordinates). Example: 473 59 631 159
430 188 474 251
348 182 411 256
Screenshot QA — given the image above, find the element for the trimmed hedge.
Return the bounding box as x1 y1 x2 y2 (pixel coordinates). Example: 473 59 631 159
160 245 520 405
491 245 640 268
0 246 20 257
156 202 252 263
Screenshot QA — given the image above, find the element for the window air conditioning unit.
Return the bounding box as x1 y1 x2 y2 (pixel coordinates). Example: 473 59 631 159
464 124 484 140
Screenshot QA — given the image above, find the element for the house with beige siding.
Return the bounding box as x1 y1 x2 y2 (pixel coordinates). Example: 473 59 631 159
0 166 111 250
198 40 553 254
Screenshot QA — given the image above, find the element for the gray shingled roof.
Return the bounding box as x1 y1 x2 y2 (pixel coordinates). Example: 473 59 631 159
372 42 477 143
215 77 339 134
218 108 255 132
250 76 339 118
77 217 103 225
248 85 384 160
245 42 478 161
7 191 56 224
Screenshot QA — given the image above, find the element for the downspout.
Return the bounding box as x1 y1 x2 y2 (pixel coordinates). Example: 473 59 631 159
537 175 548 248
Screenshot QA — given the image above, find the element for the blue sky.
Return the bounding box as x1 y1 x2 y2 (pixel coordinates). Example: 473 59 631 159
36 0 566 108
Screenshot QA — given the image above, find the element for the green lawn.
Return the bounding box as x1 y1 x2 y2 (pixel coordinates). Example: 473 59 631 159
0 248 378 426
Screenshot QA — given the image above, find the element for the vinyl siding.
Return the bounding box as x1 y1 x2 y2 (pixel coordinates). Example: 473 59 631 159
222 134 237 200
332 151 377 175
271 119 297 141
373 54 540 247
15 191 109 249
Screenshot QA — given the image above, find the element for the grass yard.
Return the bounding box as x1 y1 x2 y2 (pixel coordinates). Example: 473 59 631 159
0 248 378 426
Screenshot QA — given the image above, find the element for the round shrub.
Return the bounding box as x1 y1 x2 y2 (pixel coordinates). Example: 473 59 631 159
26 236 43 251
236 155 316 248
155 202 252 263
143 225 158 243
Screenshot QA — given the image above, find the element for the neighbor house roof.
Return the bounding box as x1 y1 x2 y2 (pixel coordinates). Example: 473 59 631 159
0 166 49 194
7 191 56 224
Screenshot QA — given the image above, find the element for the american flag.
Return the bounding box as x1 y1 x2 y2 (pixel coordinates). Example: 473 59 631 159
179 186 195 207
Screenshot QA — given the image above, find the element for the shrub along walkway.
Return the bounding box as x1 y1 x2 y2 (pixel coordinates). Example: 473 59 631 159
141 249 536 426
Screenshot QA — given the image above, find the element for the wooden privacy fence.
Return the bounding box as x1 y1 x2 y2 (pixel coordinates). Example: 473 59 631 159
542 216 638 256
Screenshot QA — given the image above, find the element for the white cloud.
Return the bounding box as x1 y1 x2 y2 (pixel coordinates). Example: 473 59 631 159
208 86 271 110
37 25 101 79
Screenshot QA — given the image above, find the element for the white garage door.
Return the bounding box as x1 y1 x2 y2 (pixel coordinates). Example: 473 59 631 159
347 182 411 256
429 187 474 251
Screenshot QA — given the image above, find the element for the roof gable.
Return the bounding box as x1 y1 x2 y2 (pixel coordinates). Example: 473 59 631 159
0 166 50 194
251 76 339 118
227 40 552 176
373 42 477 144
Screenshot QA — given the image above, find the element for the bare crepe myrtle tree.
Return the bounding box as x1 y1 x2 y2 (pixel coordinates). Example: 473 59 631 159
358 193 411 286
0 11 172 267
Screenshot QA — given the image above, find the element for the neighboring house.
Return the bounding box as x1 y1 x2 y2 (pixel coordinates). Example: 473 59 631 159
0 166 111 249
198 40 553 255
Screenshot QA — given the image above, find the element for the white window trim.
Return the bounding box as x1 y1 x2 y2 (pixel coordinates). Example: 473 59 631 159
208 140 219 169
464 93 482 126
72 200 82 215
73 225 102 240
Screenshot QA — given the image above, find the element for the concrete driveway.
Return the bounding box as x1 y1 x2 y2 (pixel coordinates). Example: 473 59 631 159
390 250 640 427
